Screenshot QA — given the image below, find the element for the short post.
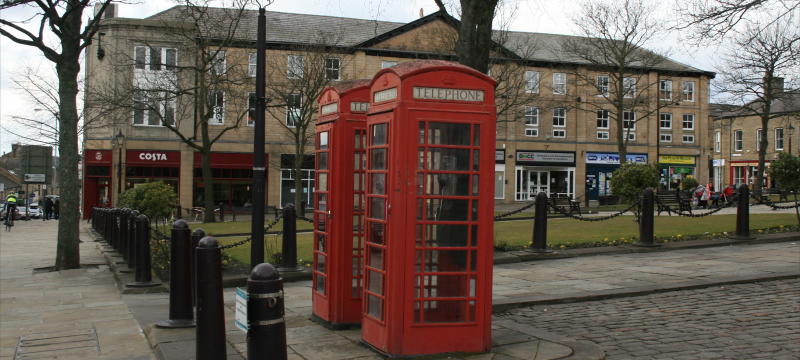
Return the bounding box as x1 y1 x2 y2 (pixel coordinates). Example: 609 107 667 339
191 228 205 307
157 219 196 328
92 208 96 229
731 184 754 240
247 263 287 360
634 188 658 247
219 202 224 222
112 209 120 250
176 204 182 220
195 236 227 360
300 200 306 218
126 214 161 287
127 210 139 271
279 203 299 270
120 209 130 260
529 192 553 253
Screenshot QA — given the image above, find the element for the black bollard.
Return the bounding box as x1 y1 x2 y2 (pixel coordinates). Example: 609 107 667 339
112 209 120 250
732 184 754 240
280 204 299 270
176 204 182 220
529 192 553 253
195 236 227 360
127 210 140 271
126 214 161 287
121 209 131 260
219 202 224 222
191 228 205 307
634 188 659 247
300 200 306 218
92 208 96 229
247 263 287 360
156 220 196 328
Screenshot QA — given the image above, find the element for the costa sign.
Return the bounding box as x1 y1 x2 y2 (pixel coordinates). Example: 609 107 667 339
127 150 179 165
139 152 169 161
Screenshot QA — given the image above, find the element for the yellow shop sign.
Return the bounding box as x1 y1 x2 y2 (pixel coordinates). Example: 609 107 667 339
659 155 695 164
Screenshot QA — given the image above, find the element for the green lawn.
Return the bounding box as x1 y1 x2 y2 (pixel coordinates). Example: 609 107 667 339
202 213 797 266
188 218 314 236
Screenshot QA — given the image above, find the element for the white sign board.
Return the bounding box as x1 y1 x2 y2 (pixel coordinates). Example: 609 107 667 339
235 288 248 333
24 174 46 182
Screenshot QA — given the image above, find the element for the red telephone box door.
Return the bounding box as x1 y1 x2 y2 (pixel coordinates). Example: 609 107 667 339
362 60 497 357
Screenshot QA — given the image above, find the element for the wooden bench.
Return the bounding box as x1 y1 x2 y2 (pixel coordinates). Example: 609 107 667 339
597 195 619 207
656 191 692 215
548 196 581 215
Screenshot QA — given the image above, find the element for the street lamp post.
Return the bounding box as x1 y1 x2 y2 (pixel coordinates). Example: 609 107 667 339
788 124 794 156
116 130 125 202
250 7 268 269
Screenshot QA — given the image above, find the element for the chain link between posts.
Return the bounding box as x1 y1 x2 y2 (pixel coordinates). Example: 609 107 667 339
548 198 643 221
296 215 314 223
218 215 284 250
493 201 537 221
653 194 739 217
749 193 800 209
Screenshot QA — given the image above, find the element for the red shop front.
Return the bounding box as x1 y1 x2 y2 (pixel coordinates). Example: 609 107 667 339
125 150 181 193
82 150 112 218
192 152 269 210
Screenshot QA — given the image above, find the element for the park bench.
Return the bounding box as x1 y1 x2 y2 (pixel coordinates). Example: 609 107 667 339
548 195 581 215
597 195 619 207
656 190 692 216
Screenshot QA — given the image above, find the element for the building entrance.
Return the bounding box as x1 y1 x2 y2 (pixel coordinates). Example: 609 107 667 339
527 171 549 198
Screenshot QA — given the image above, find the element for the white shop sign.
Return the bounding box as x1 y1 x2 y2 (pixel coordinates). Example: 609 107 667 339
24 174 46 182
516 152 574 163
235 287 248 333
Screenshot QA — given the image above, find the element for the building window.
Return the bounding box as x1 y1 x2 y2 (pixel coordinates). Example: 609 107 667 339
525 71 539 93
597 131 609 140
381 61 397 69
208 91 224 125
288 55 304 79
660 113 672 129
525 128 539 137
757 129 762 151
628 133 636 141
734 130 743 151
660 134 672 142
596 110 609 129
134 46 177 71
286 93 301 127
247 92 256 127
524 106 538 137
211 50 226 75
682 81 694 102
597 76 609 96
733 166 745 186
715 131 721 152
623 111 635 130
682 135 694 143
248 53 257 77
623 77 636 98
553 130 566 138
133 91 176 127
552 108 566 127
682 114 694 130
660 80 672 101
325 58 340 81
553 73 566 95
775 128 784 150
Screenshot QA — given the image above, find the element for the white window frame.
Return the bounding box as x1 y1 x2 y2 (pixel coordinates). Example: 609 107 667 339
682 81 695 102
286 93 301 128
660 113 672 129
525 71 539 93
381 61 397 69
553 73 566 95
249 53 257 77
525 128 539 137
734 130 743 151
552 108 566 127
627 133 636 141
596 110 609 129
660 134 672 142
524 106 538 137
132 91 176 127
597 76 609 96
623 111 636 130
757 129 762 151
134 46 177 71
659 80 672 101
775 128 784 150
682 135 695 143
208 90 225 125
211 50 226 75
682 114 694 130
247 92 256 127
288 55 304 79
623 77 636 98
553 129 566 138
325 58 341 81
597 131 609 140
715 131 721 152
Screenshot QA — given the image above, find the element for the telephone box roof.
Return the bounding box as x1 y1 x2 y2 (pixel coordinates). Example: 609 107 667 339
370 60 497 87
323 79 371 96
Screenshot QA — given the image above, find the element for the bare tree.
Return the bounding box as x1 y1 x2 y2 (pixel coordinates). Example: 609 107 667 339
89 0 264 222
676 0 799 43
0 0 114 270
558 0 671 161
714 16 800 190
433 0 501 74
263 31 353 212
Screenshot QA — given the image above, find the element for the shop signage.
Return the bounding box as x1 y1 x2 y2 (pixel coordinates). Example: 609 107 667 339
495 149 505 163
24 174 46 182
585 153 647 164
412 87 485 102
373 87 397 103
659 155 695 164
672 167 694 174
712 159 725 166
138 152 170 161
129 151 180 165
350 102 369 112
320 103 337 115
516 151 575 164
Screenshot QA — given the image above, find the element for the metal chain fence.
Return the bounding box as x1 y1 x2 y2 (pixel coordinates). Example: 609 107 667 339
749 193 800 209
547 198 643 221
654 195 739 217
494 201 537 221
218 215 284 250
296 215 314 223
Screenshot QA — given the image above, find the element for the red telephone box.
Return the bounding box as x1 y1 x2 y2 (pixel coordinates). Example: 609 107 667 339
312 80 371 329
361 60 497 356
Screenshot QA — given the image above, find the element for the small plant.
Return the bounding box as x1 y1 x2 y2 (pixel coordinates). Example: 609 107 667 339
681 177 698 191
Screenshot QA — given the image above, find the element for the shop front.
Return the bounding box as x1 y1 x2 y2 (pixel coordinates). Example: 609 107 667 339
712 159 725 191
514 150 575 201
82 150 112 218
495 149 505 200
192 152 269 209
659 155 697 190
584 152 648 200
125 150 180 194
730 160 771 188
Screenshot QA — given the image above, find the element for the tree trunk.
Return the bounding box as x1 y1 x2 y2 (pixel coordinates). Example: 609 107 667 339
454 0 499 74
794 192 799 226
293 151 304 217
201 149 216 222
755 115 770 191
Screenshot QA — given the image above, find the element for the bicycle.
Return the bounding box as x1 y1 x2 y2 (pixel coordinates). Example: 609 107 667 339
4 213 13 232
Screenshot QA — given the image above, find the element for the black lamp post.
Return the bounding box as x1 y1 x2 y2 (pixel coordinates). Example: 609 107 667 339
116 130 125 200
250 7 268 269
788 124 794 156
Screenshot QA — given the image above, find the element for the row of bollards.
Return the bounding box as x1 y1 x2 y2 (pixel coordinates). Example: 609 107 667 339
90 207 160 286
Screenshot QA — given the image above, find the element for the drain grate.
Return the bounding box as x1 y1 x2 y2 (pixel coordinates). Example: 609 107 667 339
15 327 99 359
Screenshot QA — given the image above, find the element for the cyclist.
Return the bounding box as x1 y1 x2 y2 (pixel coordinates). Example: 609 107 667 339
4 193 18 226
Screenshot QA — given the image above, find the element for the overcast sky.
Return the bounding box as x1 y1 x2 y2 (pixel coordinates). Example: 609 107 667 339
0 0 718 155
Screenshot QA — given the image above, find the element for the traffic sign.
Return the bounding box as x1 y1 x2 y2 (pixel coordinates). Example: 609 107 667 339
235 288 248 333
24 174 46 182
30 193 35 198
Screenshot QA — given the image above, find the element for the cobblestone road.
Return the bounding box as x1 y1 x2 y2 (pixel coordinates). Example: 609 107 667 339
498 279 800 359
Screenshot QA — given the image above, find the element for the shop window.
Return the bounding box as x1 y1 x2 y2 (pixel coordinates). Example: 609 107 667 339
86 166 110 177
733 166 745 186
525 71 539 93
660 134 672 142
193 167 252 179
280 154 315 208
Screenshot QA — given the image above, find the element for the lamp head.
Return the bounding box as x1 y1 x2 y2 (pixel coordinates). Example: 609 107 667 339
115 130 125 146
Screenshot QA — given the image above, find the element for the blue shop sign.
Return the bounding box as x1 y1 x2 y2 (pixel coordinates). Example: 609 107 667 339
585 152 647 165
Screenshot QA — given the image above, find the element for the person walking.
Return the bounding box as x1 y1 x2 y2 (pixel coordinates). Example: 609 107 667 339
53 199 60 220
44 197 53 221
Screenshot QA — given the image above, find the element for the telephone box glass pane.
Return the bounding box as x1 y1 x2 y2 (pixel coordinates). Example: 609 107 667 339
425 250 468 272
427 148 470 170
371 174 386 194
473 125 480 146
372 123 387 145
425 224 469 247
371 149 386 170
471 225 478 246
427 123 470 145
472 200 478 221
355 132 361 149
369 246 384 270
367 294 382 320
473 150 480 171
426 174 470 196
370 198 385 220
419 122 425 144
318 153 328 170
316 253 326 273
368 222 384 244
422 301 466 323
317 194 327 211
367 270 383 295
472 175 479 196
317 213 326 232
425 199 469 221
354 153 361 170
423 275 468 297
318 173 327 191
316 276 326 294
418 148 425 169
319 132 328 149
317 233 326 252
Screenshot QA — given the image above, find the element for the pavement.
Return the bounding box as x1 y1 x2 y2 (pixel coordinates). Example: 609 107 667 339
1 208 798 360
